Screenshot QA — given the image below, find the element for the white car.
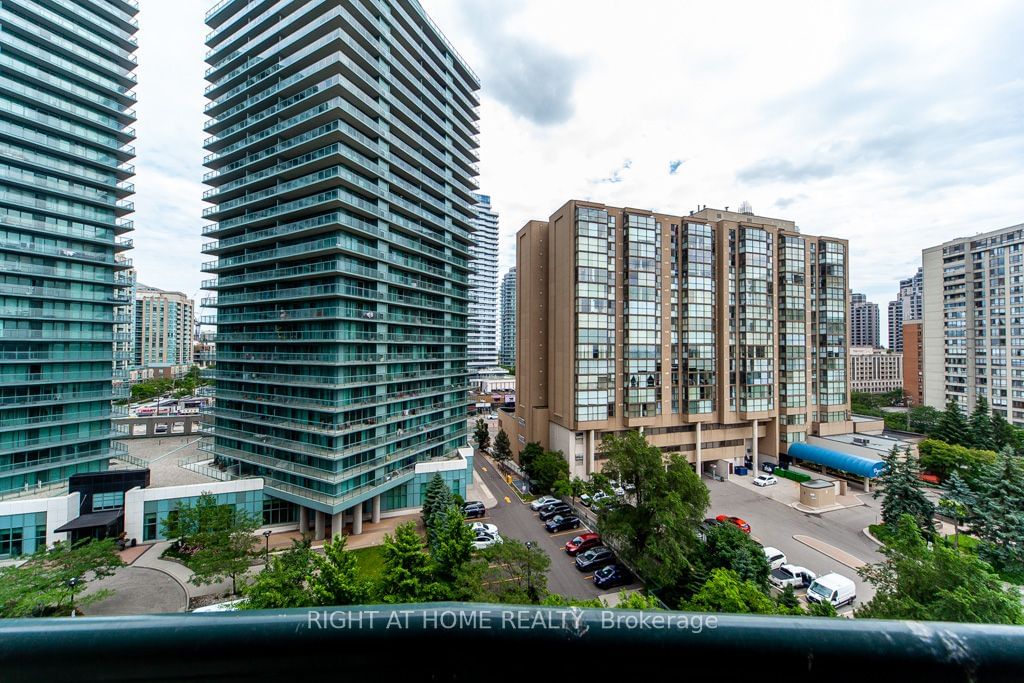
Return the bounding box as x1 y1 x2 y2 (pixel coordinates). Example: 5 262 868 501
754 474 778 487
770 564 817 590
530 495 560 511
608 480 626 497
591 490 612 505
472 532 503 550
763 546 787 570
468 522 498 536
579 493 592 507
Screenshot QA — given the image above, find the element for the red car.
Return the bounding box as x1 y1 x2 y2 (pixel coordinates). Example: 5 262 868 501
564 532 601 556
716 514 751 534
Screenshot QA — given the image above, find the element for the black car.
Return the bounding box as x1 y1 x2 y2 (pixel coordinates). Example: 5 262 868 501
593 564 633 589
544 515 581 533
539 504 572 521
462 501 485 519
575 546 615 572
537 501 568 515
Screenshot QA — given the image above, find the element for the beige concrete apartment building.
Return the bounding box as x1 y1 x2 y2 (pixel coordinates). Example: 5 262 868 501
850 346 903 393
135 284 194 372
502 201 852 480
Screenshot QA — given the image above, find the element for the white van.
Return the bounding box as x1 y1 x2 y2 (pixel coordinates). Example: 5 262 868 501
806 573 856 608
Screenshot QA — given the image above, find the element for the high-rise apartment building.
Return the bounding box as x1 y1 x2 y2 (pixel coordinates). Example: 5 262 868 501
922 222 1024 421
468 193 498 371
0 0 137 495
506 202 851 479
114 266 137 377
887 267 922 352
134 284 194 371
500 267 516 368
903 320 923 406
200 0 479 534
850 347 903 394
850 292 880 348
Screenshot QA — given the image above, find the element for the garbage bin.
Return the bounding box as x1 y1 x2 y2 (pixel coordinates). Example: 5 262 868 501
735 466 748 476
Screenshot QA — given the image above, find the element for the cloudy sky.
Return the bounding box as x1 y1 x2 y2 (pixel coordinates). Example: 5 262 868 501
134 0 1024 344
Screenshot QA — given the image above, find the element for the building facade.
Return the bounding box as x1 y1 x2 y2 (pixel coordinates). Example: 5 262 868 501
499 266 516 368
887 267 922 352
200 0 479 535
504 202 852 480
850 346 903 394
0 0 137 495
134 284 194 371
468 193 498 372
850 292 880 348
922 223 1024 422
903 320 923 406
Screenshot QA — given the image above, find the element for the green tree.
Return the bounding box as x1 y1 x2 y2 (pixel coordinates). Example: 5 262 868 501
310 534 372 606
596 432 709 604
473 538 550 604
969 395 996 451
614 591 665 610
519 441 543 479
938 472 974 550
554 476 586 506
697 524 771 591
241 538 315 609
917 439 996 483
430 504 476 594
857 515 1023 624
933 399 970 447
0 538 124 617
907 405 943 435
540 594 605 608
421 473 453 536
682 569 778 615
874 446 934 535
379 522 443 603
970 447 1024 577
492 429 512 471
473 418 490 452
162 493 260 595
526 450 570 494
990 412 1023 452
776 584 800 611
806 600 838 617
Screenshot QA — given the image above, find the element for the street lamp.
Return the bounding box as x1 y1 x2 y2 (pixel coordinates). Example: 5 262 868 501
66 577 79 617
262 530 272 566
524 541 536 603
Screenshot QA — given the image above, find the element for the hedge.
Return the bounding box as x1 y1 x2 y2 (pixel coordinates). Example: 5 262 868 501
773 468 812 483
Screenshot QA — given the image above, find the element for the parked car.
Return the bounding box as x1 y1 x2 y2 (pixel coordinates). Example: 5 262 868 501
486 413 498 420
716 514 751 534
472 532 503 550
806 573 856 608
565 533 602 556
770 564 817 590
579 493 592 508
530 495 560 511
545 515 581 533
539 504 573 521
607 480 626 497
754 474 778 487
593 564 634 589
591 490 612 505
761 462 776 473
462 501 486 519
575 546 615 572
468 522 497 536
762 546 787 570
538 501 568 515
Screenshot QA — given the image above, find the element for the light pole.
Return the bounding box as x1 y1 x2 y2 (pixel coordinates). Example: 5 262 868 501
262 530 272 567
524 541 536 603
66 577 79 617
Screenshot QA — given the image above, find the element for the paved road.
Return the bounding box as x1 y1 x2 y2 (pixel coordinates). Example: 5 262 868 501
470 453 640 600
80 566 187 615
706 478 883 609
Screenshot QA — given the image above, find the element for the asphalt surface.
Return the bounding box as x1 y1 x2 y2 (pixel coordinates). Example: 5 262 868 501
470 454 641 600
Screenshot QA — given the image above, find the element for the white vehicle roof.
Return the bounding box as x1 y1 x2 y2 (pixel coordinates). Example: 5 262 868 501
777 564 810 574
810 572 855 590
763 547 784 557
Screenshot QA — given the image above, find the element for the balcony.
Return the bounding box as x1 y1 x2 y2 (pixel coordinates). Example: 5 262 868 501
211 383 469 413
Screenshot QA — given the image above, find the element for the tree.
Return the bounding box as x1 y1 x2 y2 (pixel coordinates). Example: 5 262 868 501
697 524 771 591
473 418 490 452
682 569 778 615
776 584 800 611
933 399 970 447
806 600 838 617
379 522 443 603
969 395 996 451
917 439 996 483
0 538 124 617
554 476 586 506
519 441 543 478
614 591 665 610
596 432 709 605
857 515 1023 624
421 473 453 534
970 447 1024 577
241 538 315 609
874 446 934 535
990 412 1023 452
310 534 372 606
907 405 942 436
938 472 974 549
162 493 260 595
429 504 476 594
492 429 512 470
525 450 570 494
473 538 550 604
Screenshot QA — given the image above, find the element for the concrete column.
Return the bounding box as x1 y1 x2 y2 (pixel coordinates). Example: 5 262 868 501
371 495 381 524
752 419 759 473
587 430 596 476
314 511 325 541
331 511 344 538
298 506 308 535
695 422 702 473
352 502 363 535
864 477 871 494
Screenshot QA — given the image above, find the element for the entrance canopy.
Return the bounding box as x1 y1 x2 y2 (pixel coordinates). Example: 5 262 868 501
54 509 123 533
788 443 887 479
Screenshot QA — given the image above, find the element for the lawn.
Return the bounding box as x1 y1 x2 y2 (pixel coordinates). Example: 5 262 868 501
870 523 1023 585
351 546 385 580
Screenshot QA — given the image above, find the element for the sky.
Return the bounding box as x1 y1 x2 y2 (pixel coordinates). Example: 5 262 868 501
133 0 1024 344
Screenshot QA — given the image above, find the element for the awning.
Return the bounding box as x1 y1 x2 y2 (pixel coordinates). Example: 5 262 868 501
54 509 124 533
788 443 888 478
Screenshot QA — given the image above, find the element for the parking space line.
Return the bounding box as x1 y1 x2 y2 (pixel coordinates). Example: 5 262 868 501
546 529 584 537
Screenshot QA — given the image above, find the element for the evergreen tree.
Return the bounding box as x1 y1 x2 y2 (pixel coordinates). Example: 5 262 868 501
970 447 1024 577
873 446 934 535
991 412 1023 452
421 473 449 530
429 505 476 593
379 522 443 603
933 399 970 446
969 395 995 451
492 429 512 470
938 472 974 549
310 534 372 606
473 418 490 451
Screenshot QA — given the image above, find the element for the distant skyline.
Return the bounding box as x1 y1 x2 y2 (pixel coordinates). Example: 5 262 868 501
132 0 1024 334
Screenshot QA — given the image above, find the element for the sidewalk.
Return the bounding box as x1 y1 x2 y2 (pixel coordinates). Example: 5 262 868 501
264 512 424 552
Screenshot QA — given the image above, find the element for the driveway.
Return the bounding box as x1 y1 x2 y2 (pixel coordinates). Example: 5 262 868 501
80 566 187 615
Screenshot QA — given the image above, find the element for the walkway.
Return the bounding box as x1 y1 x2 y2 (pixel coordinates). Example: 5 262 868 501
793 534 867 570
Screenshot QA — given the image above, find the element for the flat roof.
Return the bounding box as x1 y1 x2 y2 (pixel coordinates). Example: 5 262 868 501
818 432 911 455
54 509 123 532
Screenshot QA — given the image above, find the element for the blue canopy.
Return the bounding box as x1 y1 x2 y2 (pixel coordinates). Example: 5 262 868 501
788 443 888 479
